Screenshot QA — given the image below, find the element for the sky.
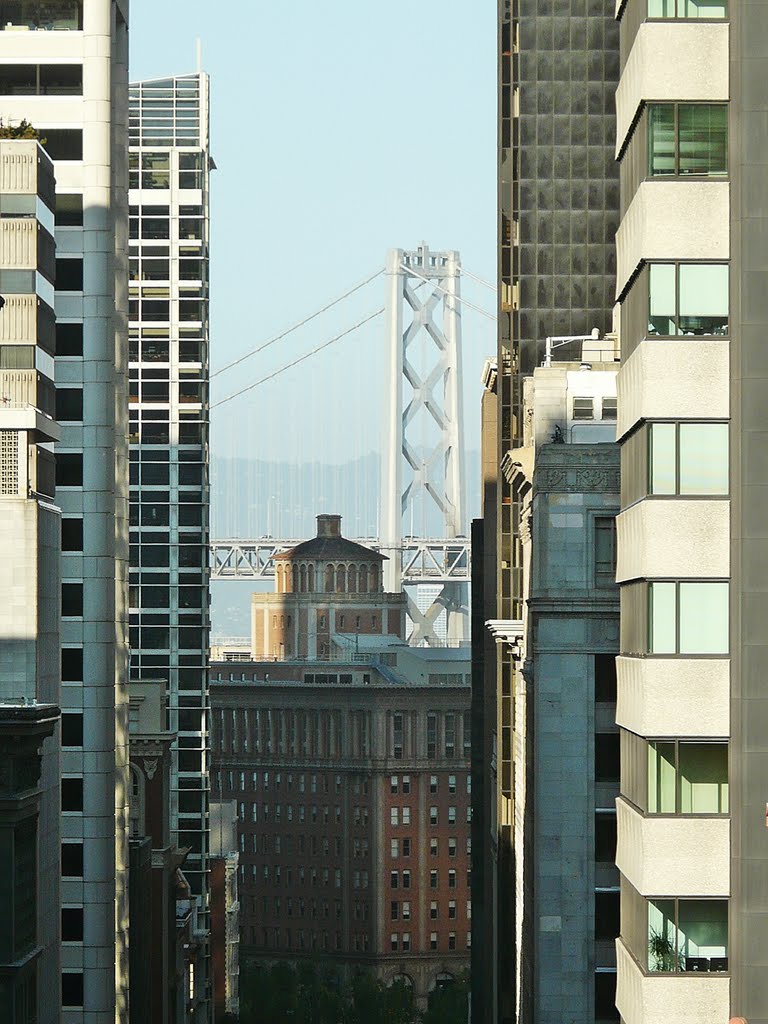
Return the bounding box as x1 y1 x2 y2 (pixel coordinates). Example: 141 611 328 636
129 1 496 477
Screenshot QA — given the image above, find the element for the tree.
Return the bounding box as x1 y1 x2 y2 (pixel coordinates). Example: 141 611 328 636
420 973 469 1024
0 119 41 140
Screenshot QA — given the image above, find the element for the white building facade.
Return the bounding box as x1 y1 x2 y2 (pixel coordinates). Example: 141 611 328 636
0 3 130 1020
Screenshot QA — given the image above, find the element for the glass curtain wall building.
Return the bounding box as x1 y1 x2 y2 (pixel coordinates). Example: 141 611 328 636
128 70 212 939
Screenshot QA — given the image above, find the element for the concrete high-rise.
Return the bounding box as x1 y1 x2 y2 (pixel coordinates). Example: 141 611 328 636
471 3 620 1023
0 138 61 1024
128 70 213 1011
613 2 766 1022
0 4 131 1020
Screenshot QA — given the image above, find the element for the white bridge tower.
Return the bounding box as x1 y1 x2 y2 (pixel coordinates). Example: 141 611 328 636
380 243 469 644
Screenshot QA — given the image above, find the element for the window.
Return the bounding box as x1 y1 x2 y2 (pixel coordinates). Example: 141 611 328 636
648 741 728 814
61 713 83 746
391 775 398 794
61 647 83 682
402 806 411 826
430 932 438 950
602 396 617 421
402 870 411 889
649 581 729 654
595 890 621 941
595 734 620 783
445 713 456 757
40 129 83 161
430 901 438 919
448 774 457 794
430 870 438 889
448 869 457 889
430 838 438 856
56 322 83 355
402 775 410 794
572 397 594 420
648 898 728 973
402 901 411 920
61 842 83 877
649 422 729 496
56 453 83 487
61 778 83 812
594 517 617 588
391 901 399 921
427 713 437 758
391 839 399 858
448 838 457 858
448 806 457 824
595 654 617 703
390 933 399 951
61 518 84 552
390 807 399 827
648 0 726 17
61 907 84 942
648 103 727 178
430 806 438 825
430 775 438 794
56 257 83 291
56 194 83 226
448 900 457 919
402 838 411 856
62 583 83 617
62 972 84 1007
595 972 619 1022
402 932 411 951
393 713 404 758
390 871 399 889
648 263 729 337
595 812 617 862
56 387 83 421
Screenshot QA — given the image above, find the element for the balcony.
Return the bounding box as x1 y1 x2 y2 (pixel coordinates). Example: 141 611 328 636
616 937 728 1024
616 655 728 738
616 797 729 898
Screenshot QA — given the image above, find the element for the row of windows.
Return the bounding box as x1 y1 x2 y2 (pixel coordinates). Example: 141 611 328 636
391 773 471 795
220 769 347 794
390 931 469 952
623 732 728 815
391 710 471 759
391 805 470 826
214 708 348 759
391 898 471 922
129 150 205 190
647 0 726 19
258 895 343 919
244 864 343 889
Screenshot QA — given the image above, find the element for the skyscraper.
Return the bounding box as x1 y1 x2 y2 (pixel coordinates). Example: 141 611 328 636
613 1 764 1021
128 69 213 1008
472 3 620 1022
0 4 131 1019
0 137 61 1024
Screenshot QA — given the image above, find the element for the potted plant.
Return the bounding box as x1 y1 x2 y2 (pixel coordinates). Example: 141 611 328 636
648 929 682 972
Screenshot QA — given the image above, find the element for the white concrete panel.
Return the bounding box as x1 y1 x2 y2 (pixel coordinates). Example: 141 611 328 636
616 500 730 582
616 181 729 299
616 22 729 155
617 340 729 441
616 938 729 1024
616 797 729 897
617 656 729 738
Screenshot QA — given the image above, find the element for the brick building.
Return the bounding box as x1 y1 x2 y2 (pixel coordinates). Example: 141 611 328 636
211 516 471 1003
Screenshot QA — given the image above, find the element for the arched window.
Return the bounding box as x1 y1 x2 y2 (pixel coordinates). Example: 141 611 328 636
308 564 315 592
347 565 357 593
325 564 335 592
292 564 299 593
299 565 307 593
336 566 346 593
359 565 368 593
370 564 379 592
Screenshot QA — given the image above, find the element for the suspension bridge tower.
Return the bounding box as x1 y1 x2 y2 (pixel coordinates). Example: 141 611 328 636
380 242 469 643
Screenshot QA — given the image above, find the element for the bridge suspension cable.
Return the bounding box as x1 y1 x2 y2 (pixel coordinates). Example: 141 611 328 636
461 266 497 292
401 263 497 321
211 308 385 410
211 267 384 379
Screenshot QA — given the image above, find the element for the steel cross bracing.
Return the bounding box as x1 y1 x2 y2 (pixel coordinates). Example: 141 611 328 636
380 243 469 642
210 537 471 585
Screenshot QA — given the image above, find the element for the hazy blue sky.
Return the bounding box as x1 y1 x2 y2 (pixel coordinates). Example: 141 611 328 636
129 2 496 477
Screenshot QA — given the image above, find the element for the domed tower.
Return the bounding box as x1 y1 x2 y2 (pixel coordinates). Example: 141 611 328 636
251 515 407 660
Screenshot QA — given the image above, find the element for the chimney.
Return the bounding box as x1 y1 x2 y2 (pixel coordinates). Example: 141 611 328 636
317 514 342 539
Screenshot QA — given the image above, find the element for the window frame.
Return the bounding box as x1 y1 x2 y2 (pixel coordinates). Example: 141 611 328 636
648 261 729 338
648 579 730 655
647 420 729 497
647 101 728 179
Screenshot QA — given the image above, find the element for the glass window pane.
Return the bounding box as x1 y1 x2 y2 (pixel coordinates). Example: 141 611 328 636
650 423 677 494
679 423 729 494
678 582 729 654
679 743 728 813
648 741 676 813
648 0 677 16
682 0 727 16
678 105 727 176
649 105 676 175
649 264 676 335
678 264 728 335
650 582 677 654
648 899 680 972
678 900 728 970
